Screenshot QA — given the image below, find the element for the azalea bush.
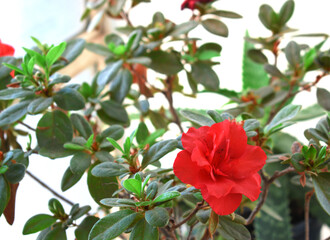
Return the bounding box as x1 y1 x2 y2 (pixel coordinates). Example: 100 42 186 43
0 0 329 239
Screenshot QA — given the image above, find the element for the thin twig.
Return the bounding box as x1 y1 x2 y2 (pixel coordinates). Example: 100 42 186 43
305 189 315 240
187 221 198 240
26 170 75 206
18 121 36 131
245 167 295 225
172 201 206 229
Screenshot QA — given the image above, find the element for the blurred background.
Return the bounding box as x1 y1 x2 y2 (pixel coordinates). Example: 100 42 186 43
0 0 329 239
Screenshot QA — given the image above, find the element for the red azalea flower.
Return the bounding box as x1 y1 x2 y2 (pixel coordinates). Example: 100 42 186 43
173 120 267 215
181 0 214 10
0 40 15 57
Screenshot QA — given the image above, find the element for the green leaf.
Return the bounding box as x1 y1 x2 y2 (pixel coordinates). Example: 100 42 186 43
0 165 8 174
293 104 325 121
196 50 220 61
180 109 215 126
0 101 30 127
100 125 125 140
312 172 330 215
36 110 73 159
0 175 10 216
285 41 301 68
64 142 86 151
70 152 92 175
202 19 228 37
100 198 136 208
43 224 67 240
0 57 18 77
279 0 295 25
258 4 278 31
145 207 169 227
86 43 112 57
23 214 57 235
317 88 330 111
141 129 166 146
4 163 26 183
136 122 149 145
0 88 34 100
169 21 198 37
129 219 158 240
265 104 301 133
264 64 285 79
88 210 142 240
152 191 180 204
54 88 85 110
196 209 211 224
61 39 85 64
91 162 128 177
110 68 132 104
207 110 223 123
247 49 268 64
48 198 65 216
147 50 183 75
87 162 118 206
106 138 124 153
75 216 99 240
243 119 260 132
61 167 84 191
46 42 67 66
98 100 129 124
123 178 141 197
141 139 178 169
208 10 242 19
28 97 53 114
97 60 123 90
191 61 220 90
72 206 91 220
126 56 151 65
49 75 71 87
70 114 93 140
219 216 251 240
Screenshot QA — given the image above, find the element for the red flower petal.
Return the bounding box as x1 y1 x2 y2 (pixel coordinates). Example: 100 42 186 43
202 190 242 215
173 150 200 187
191 141 211 168
0 40 15 57
201 176 235 199
222 144 266 179
231 173 261 201
181 125 209 153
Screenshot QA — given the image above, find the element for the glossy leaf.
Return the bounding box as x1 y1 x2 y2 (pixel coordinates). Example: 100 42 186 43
141 139 178 169
145 207 169 227
317 88 330 111
54 88 85 110
152 191 180 203
169 21 198 37
202 19 228 37
88 210 142 240
191 61 220 90
70 114 93 139
110 68 132 104
100 198 136 208
129 219 158 240
36 110 73 159
75 216 99 240
72 206 91 220
285 41 301 68
0 175 10 216
247 49 268 64
97 60 123 89
147 50 183 75
23 214 57 235
0 88 34 100
312 172 330 215
293 104 325 121
180 109 214 126
27 97 53 114
61 167 84 191
4 163 26 184
91 162 128 177
46 42 67 66
70 152 91 175
219 216 251 240
279 0 295 25
98 100 129 124
264 64 285 78
43 224 67 240
123 178 141 197
209 10 242 18
0 101 29 127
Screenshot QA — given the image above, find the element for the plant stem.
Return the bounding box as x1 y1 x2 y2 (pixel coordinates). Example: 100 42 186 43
172 200 206 229
26 170 75 206
18 121 36 131
245 167 295 225
305 189 314 240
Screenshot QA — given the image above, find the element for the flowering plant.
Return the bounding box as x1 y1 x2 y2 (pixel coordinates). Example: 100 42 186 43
0 0 329 239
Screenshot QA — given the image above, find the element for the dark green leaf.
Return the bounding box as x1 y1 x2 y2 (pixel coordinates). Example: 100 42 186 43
75 216 99 240
169 21 198 37
208 10 242 18
312 172 330 215
145 207 169 227
279 0 295 25
72 206 91 220
61 39 85 64
180 109 214 126
94 151 114 162
49 75 71 87
0 101 29 127
152 191 180 203
285 41 301 68
136 122 149 145
88 210 142 240
23 214 57 235
0 89 34 100
98 100 129 124
126 57 151 65
0 175 10 216
54 88 85 110
70 114 93 139
91 162 128 177
70 152 92 174
293 104 325 121
147 50 183 75
100 198 136 208
317 88 330 111
196 209 211 224
243 119 260 132
0 57 17 78
264 64 285 78
64 142 86 150
97 60 123 89
247 49 268 64
48 198 65 216
110 68 132 104
46 42 67 66
4 163 26 184
129 219 158 240
141 139 178 169
258 4 277 31
207 110 223 123
61 167 84 191
100 125 124 140
86 43 112 57
191 61 219 90
27 97 53 114
87 163 118 206
36 110 73 159
219 216 251 240
202 19 228 37
109 0 126 16
43 224 67 240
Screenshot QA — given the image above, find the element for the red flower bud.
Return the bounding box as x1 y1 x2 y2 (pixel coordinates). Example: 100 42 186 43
173 120 267 215
0 40 15 57
181 0 214 10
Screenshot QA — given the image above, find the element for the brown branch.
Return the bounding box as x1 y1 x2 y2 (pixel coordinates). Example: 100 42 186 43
245 167 295 225
172 201 206 229
187 221 198 240
305 189 315 240
26 170 75 206
18 121 36 131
